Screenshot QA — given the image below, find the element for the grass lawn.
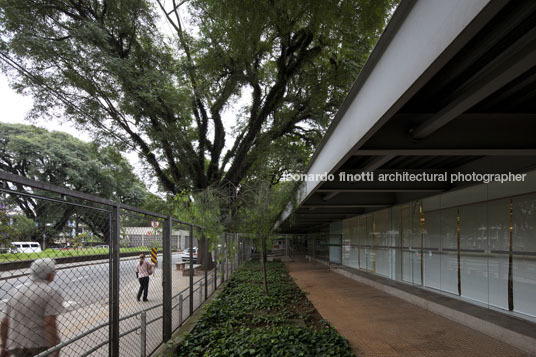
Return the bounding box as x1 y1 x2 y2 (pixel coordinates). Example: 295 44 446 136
173 260 354 357
0 247 151 263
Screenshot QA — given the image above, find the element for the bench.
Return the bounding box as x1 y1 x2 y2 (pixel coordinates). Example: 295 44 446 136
182 264 203 276
175 262 186 270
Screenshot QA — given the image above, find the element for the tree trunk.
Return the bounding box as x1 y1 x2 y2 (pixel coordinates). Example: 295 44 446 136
261 234 269 296
198 236 214 270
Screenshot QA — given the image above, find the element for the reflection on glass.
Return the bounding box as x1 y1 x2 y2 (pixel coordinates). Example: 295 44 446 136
332 187 536 319
459 204 488 304
513 194 536 316
423 210 441 290
440 208 458 294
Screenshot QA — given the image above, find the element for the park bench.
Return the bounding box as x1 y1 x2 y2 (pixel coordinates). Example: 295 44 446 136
182 264 203 276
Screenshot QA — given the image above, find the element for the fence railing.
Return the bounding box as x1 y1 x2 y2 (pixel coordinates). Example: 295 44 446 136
0 171 250 356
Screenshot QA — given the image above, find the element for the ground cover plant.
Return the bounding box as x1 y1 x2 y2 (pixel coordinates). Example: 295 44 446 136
173 260 354 357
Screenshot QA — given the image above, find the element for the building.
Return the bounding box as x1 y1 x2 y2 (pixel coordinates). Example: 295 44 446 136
121 227 195 250
278 0 536 323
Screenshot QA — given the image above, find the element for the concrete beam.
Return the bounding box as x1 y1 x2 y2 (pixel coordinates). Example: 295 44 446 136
410 27 536 139
353 149 536 156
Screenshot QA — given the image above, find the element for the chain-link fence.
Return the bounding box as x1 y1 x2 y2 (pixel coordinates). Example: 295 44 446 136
0 171 250 356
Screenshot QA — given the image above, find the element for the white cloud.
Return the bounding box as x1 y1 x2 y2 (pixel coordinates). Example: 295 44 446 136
0 73 155 190
0 73 92 141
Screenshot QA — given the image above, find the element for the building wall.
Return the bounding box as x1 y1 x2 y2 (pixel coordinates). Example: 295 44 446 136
331 170 536 319
122 228 196 250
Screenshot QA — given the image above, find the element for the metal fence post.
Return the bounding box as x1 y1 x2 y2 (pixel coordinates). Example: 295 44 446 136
220 235 225 285
226 234 229 278
214 249 217 290
199 281 203 303
140 311 147 357
179 294 183 326
189 225 194 316
204 235 208 301
110 205 120 357
162 217 172 342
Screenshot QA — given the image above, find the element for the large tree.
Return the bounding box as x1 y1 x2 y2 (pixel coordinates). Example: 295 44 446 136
0 123 147 241
0 0 395 197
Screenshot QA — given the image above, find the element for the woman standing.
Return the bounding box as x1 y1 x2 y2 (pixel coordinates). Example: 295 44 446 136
136 253 155 302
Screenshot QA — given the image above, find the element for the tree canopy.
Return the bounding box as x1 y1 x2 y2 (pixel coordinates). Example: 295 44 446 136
0 123 147 205
0 122 147 241
0 0 396 197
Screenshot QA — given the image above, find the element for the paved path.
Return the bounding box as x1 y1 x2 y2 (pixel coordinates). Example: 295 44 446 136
286 259 528 357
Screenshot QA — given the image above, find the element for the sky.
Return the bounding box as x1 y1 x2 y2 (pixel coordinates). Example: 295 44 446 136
0 73 90 140
0 72 153 188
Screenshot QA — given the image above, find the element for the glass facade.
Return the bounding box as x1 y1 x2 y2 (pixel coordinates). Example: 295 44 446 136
332 174 536 320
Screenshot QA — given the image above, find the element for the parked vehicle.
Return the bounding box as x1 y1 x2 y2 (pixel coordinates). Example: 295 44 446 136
10 242 42 253
180 247 198 263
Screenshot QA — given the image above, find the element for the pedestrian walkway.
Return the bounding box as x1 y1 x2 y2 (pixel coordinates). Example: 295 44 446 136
286 259 529 357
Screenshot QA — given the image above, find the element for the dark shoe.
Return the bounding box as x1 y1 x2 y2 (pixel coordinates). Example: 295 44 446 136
143 299 148 302
137 296 140 301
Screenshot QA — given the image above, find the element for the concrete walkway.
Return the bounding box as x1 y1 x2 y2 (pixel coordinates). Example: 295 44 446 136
286 259 529 357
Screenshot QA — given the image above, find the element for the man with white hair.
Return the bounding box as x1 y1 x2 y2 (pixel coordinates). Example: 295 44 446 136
1 258 63 357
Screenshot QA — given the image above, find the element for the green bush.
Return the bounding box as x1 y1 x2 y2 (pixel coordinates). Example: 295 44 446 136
174 261 354 357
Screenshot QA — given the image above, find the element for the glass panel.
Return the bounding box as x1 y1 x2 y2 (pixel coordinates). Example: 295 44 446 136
412 202 422 285
391 206 402 281
329 234 342 264
350 217 359 246
330 222 342 264
343 247 359 269
488 170 536 201
460 204 489 304
342 244 351 266
512 194 536 317
441 184 487 210
342 220 352 267
513 257 536 317
374 210 390 277
375 249 390 277
401 206 413 283
402 250 413 283
423 210 441 290
440 208 458 295
366 216 374 271
342 219 351 247
348 218 359 269
358 217 366 269
488 199 509 310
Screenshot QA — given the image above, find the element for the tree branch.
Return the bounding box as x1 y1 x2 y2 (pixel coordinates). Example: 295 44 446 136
222 30 317 187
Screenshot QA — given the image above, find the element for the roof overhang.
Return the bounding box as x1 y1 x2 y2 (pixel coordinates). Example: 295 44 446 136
278 0 536 233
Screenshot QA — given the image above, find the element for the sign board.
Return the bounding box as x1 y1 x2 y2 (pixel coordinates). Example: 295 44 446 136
150 220 159 228
145 231 152 236
151 247 158 264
